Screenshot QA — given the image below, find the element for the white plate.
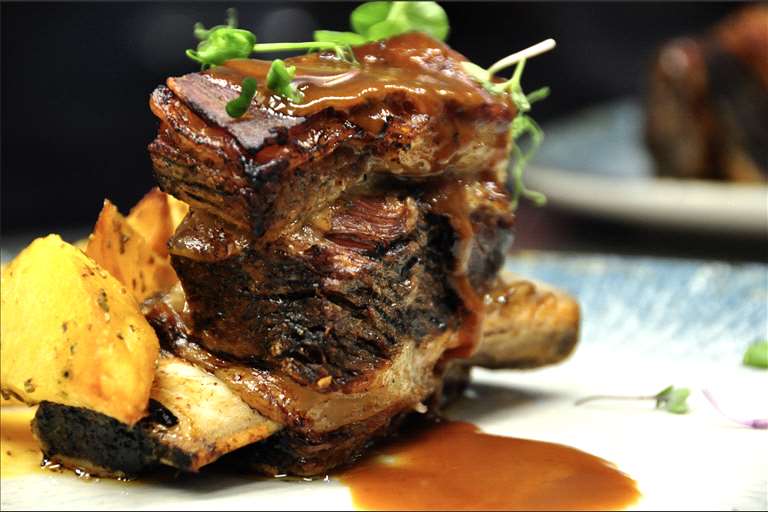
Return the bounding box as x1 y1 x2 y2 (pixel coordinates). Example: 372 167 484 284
2 252 767 511
528 101 768 237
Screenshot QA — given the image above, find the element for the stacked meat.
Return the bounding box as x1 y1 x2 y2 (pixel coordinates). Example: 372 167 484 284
33 33 579 477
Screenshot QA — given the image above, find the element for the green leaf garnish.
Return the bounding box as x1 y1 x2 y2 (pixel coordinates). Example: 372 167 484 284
509 110 547 207
225 77 258 118
350 1 393 36
575 384 691 415
194 7 238 41
460 39 556 208
266 60 303 103
396 1 450 40
654 385 690 414
743 340 768 369
251 41 357 63
366 18 411 41
351 1 449 42
313 0 449 48
186 26 257 68
187 9 357 108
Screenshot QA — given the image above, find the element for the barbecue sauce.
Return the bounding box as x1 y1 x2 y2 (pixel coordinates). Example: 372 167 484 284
426 179 485 358
338 420 640 511
0 406 41 477
207 33 510 120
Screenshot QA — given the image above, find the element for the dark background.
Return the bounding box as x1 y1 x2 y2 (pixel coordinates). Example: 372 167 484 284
1 1 756 259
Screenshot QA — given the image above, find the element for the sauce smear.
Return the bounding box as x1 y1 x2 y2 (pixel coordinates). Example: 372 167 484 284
339 421 639 511
1 406 42 478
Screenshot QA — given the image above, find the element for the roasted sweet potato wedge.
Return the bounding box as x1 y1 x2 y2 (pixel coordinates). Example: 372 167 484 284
86 200 178 302
126 188 189 258
0 235 159 425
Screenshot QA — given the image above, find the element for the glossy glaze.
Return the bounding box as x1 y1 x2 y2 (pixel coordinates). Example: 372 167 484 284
210 33 508 119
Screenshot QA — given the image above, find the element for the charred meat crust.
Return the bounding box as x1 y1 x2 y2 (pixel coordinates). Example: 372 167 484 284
31 400 401 478
32 273 577 479
32 351 282 477
150 91 369 239
234 406 411 477
167 196 510 392
149 33 514 240
32 401 188 477
171 206 456 389
33 378 468 479
145 292 453 435
150 88 510 241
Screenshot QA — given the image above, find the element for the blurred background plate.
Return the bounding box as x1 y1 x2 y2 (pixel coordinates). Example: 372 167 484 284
528 100 768 236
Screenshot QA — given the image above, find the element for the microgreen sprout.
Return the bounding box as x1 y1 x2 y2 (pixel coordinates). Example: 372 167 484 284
186 9 359 110
188 3 452 112
188 29 356 69
187 9 357 71
702 389 768 429
655 385 690 414
315 1 449 47
186 0 557 208
743 339 768 369
186 9 256 69
225 77 258 118
575 385 691 414
193 7 238 41
461 39 556 207
251 41 357 64
266 60 303 103
186 26 257 69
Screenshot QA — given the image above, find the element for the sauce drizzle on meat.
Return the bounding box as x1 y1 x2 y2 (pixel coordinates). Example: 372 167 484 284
206 33 507 119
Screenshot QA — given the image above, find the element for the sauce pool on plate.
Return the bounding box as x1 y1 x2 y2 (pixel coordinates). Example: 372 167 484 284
1 408 639 510
338 420 640 511
1 406 41 478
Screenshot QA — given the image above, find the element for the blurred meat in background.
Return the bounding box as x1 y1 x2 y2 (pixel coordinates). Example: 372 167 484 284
646 4 768 182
